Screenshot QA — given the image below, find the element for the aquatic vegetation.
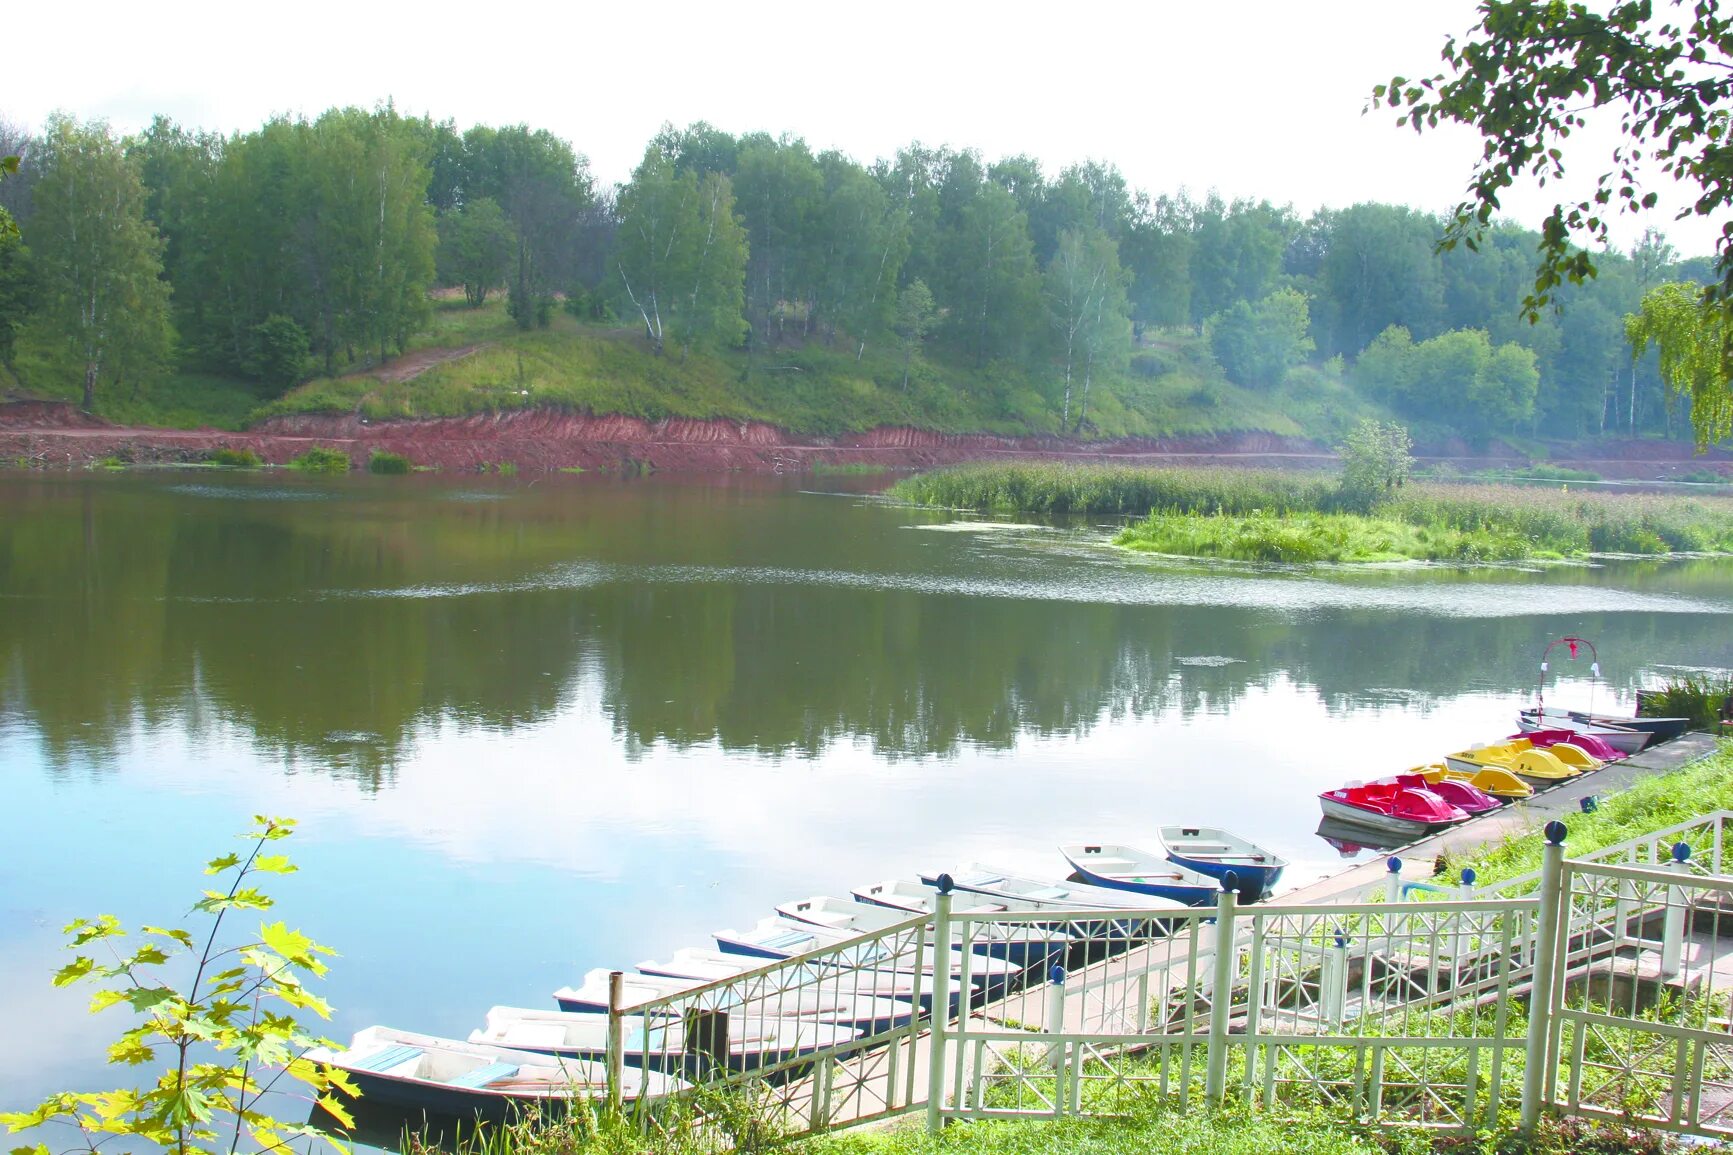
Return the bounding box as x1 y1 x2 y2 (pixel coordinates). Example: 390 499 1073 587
208 446 262 468
288 446 351 473
367 449 412 474
893 463 1733 562
1638 672 1733 732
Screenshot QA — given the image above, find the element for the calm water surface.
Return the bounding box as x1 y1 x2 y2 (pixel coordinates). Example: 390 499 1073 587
2 470 1731 1111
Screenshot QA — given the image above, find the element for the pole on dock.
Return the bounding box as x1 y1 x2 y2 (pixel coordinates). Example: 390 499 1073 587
1321 930 1348 1027
605 970 625 1118
1384 856 1404 903
1660 842 1692 979
1204 875 1239 1104
925 880 954 1134
1047 964 1068 1108
1520 822 1567 1132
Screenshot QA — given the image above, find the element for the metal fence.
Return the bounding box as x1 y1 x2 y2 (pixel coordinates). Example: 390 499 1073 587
599 819 1733 1144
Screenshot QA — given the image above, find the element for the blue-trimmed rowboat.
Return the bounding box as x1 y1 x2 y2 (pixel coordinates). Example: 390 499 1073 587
1060 844 1221 906
471 1007 857 1076
303 1026 683 1121
552 967 913 1035
917 863 1185 949
1158 826 1287 902
787 889 1070 970
712 915 1020 997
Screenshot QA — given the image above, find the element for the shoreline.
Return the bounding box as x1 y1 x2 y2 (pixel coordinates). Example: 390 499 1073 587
3 401 1731 477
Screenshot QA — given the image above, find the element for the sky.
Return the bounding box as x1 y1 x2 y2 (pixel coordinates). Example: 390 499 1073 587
2 0 1719 257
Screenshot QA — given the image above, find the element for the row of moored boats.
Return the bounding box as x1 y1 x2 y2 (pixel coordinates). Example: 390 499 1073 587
306 826 1287 1119
1317 705 1688 841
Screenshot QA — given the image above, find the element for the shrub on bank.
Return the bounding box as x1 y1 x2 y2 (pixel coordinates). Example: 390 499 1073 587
209 446 262 468
367 450 412 474
288 447 350 473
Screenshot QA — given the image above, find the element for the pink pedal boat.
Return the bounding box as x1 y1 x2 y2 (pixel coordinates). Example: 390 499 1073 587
1318 781 1471 841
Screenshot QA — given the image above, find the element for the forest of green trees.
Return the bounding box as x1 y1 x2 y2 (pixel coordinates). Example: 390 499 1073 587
0 107 1714 442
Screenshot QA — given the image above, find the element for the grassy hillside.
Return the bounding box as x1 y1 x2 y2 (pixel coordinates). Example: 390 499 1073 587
8 298 1391 439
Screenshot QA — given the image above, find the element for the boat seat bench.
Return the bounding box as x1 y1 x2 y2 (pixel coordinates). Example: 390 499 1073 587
349 1044 424 1073
451 1061 519 1088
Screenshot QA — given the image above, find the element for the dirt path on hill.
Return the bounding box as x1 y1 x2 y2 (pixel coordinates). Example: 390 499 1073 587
343 344 484 385
0 400 1728 478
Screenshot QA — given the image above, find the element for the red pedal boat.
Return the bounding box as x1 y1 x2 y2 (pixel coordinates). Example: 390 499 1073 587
1318 781 1470 841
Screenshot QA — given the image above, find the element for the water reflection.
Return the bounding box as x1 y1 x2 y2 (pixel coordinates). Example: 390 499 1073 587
2 471 1731 1120
1 473 1730 782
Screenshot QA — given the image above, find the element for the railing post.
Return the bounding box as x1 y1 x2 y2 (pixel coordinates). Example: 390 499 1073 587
1321 929 1348 1027
925 881 954 1134
1384 855 1404 903
1520 821 1567 1133
1458 867 1477 900
1660 842 1692 979
605 970 625 1118
1204 877 1239 1104
1047 964 1068 1112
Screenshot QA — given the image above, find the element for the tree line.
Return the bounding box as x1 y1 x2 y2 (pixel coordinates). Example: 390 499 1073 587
0 108 1715 441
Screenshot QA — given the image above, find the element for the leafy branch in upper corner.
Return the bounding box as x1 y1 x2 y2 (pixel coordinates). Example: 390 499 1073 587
0 816 357 1155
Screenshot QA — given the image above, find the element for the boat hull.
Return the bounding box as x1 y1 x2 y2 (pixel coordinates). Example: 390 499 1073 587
1157 827 1288 902
1517 711 1649 754
1317 796 1437 840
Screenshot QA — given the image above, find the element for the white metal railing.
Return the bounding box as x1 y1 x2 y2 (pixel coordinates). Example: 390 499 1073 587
596 816 1733 1143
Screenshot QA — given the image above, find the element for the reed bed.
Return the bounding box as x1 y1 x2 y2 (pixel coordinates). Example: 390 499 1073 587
890 463 1733 561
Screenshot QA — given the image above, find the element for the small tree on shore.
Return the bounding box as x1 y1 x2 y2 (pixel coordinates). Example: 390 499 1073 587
0 817 355 1155
1338 418 1414 508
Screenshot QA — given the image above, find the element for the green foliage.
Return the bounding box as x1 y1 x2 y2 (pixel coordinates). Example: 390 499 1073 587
25 115 174 412
892 463 1338 516
614 147 749 356
1353 327 1538 439
0 817 354 1155
367 450 411 475
1337 419 1414 508
1639 673 1733 732
288 447 350 474
1116 508 1532 563
795 1104 1386 1155
1207 288 1313 390
0 230 34 370
438 197 516 307
1371 1 1733 328
1486 465 1602 484
897 463 1733 560
248 314 310 392
207 447 261 469
1626 281 1731 449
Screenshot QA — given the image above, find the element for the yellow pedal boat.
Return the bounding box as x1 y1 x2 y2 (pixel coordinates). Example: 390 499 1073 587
1505 736 1602 770
1410 761 1533 802
1445 744 1581 786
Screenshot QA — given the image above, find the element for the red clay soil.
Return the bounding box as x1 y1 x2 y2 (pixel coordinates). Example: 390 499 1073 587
0 400 1728 477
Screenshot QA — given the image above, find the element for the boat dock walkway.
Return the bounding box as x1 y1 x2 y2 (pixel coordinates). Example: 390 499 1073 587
1279 731 1722 905
803 731 1728 1130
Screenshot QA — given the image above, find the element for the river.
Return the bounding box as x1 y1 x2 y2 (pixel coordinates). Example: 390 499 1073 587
1 469 1730 1114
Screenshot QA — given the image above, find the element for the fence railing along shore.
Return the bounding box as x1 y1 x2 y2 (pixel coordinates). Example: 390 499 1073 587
599 811 1733 1145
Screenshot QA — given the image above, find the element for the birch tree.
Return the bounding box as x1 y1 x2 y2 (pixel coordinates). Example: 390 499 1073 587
26 116 172 411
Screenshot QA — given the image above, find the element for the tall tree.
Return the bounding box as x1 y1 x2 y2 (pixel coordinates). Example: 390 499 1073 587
437 197 516 306
25 116 173 411
1045 226 1128 427
1372 0 1733 444
943 180 1040 366
1207 287 1313 390
614 145 748 356
1627 281 1731 447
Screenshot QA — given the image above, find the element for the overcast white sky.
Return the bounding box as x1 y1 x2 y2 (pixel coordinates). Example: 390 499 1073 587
2 0 1718 256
